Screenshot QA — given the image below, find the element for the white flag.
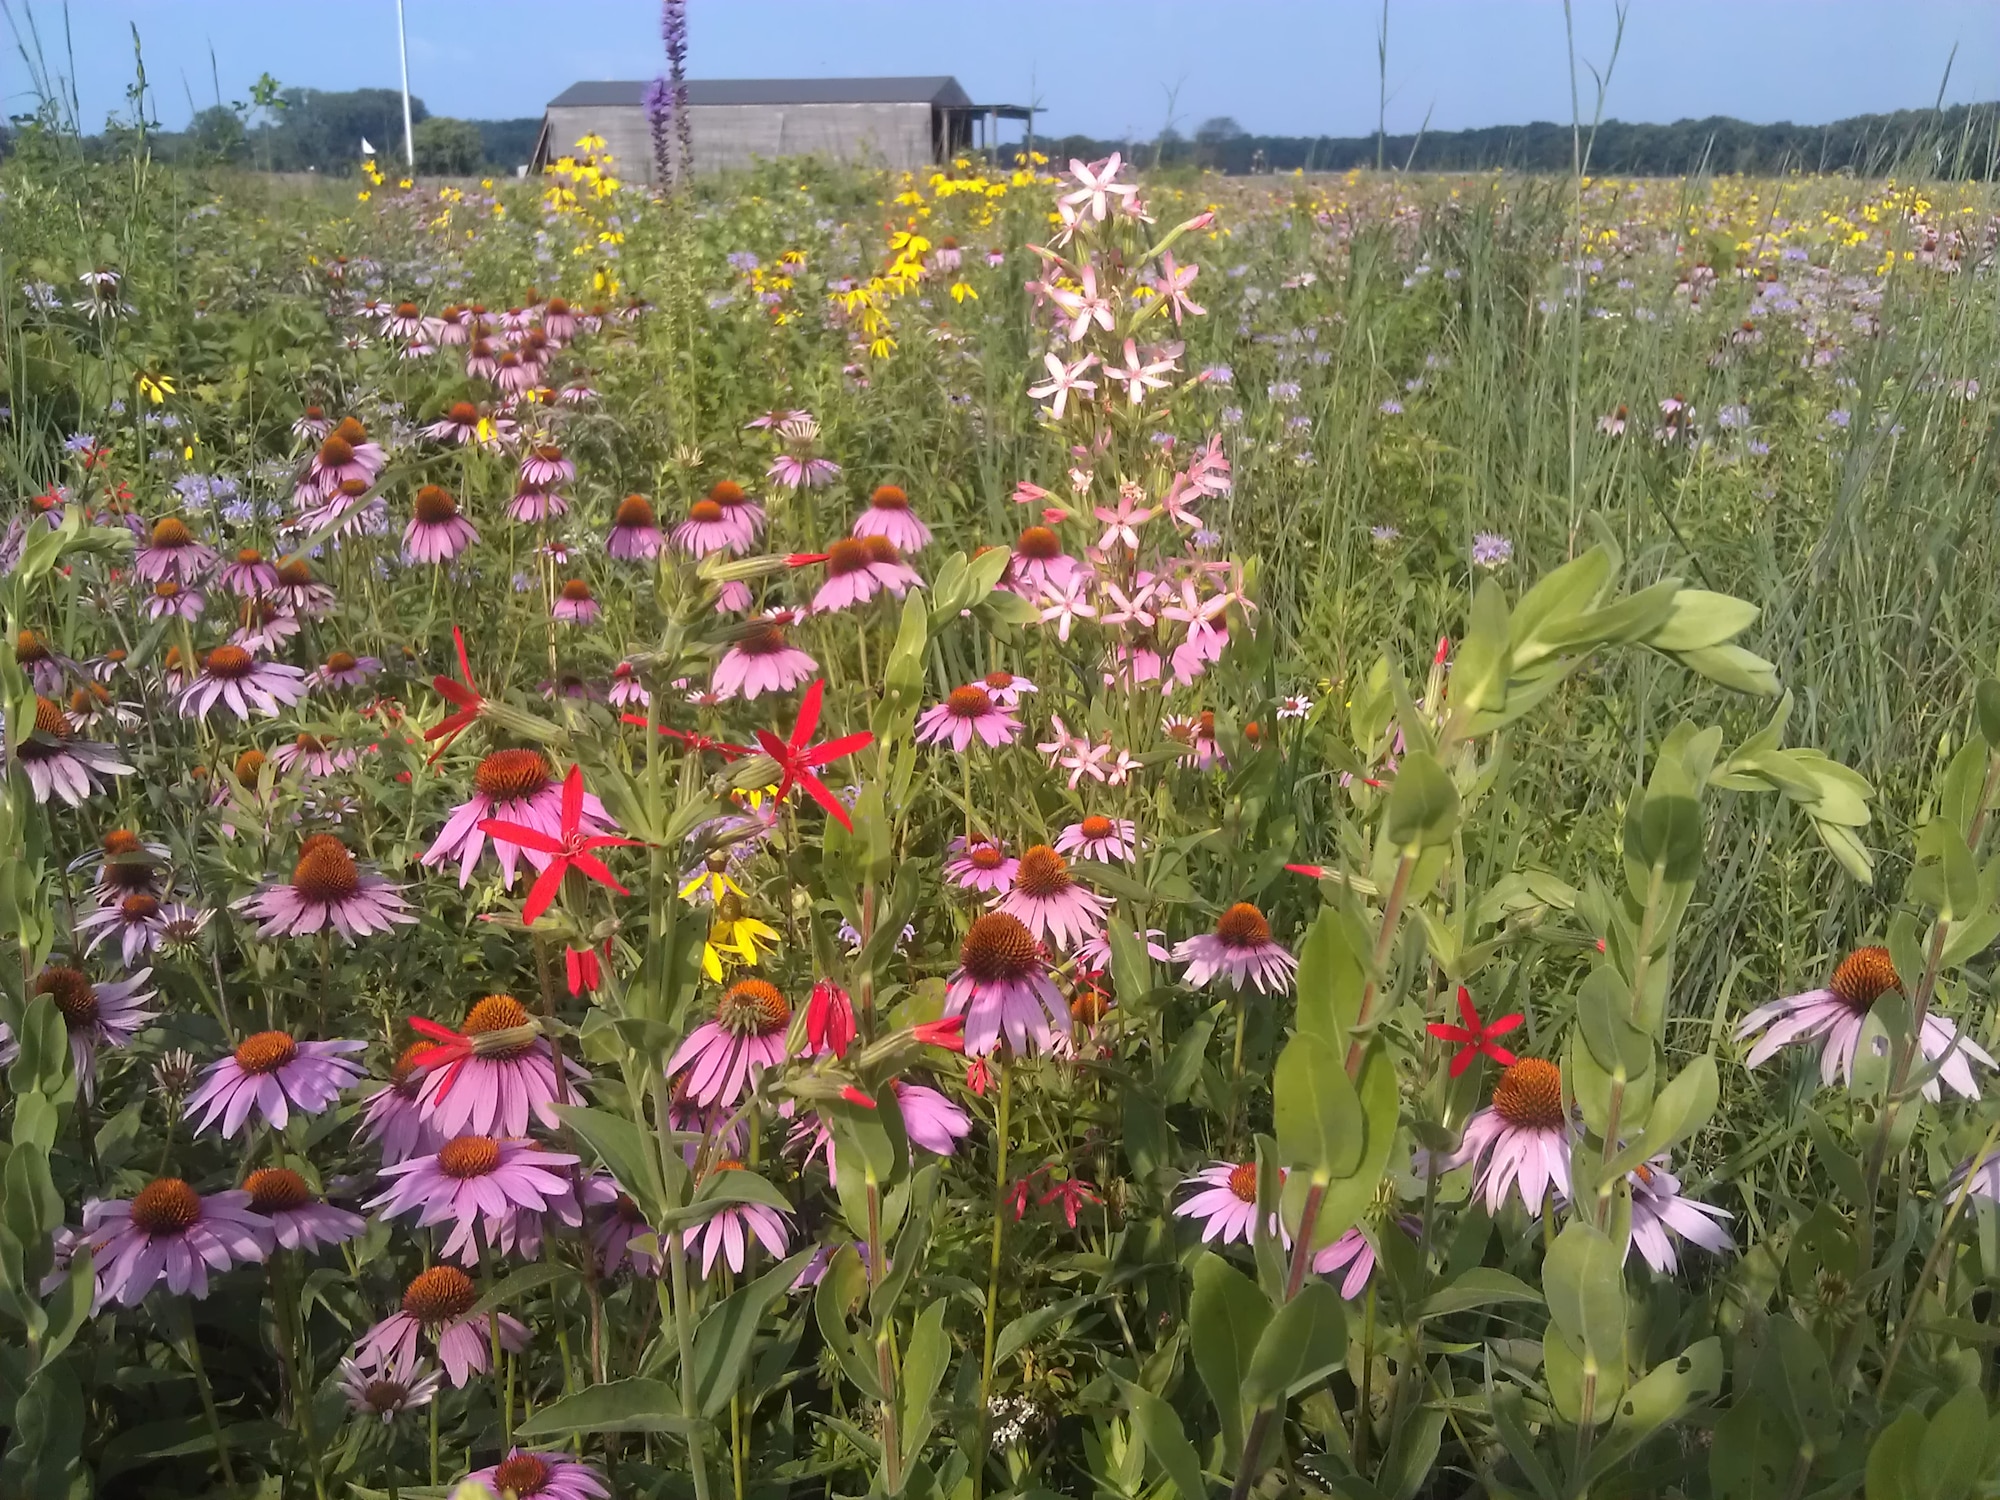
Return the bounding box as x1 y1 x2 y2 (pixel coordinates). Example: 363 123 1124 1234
360 136 376 157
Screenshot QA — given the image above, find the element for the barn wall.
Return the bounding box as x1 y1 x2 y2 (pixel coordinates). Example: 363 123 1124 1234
539 102 939 182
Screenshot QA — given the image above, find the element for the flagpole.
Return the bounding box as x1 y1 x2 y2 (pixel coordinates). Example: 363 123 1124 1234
396 0 414 170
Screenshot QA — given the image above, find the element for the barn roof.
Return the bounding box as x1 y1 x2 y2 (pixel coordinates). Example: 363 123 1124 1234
546 77 975 109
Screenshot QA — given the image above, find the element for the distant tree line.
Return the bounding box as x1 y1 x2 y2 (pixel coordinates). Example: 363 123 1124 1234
1044 101 2000 178
1 86 541 175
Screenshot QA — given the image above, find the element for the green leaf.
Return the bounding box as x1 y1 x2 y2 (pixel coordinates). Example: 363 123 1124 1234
1584 1338 1723 1482
1189 1251 1270 1457
993 1293 1096 1369
1119 1378 1209 1500
1670 643 1782 698
1273 1032 1364 1179
1710 1391 1801 1500
900 1300 951 1460
1644 590 1760 652
1106 912 1155 1006
1451 579 1512 714
468 1261 571 1318
1240 1282 1348 1407
1383 751 1458 851
554 1104 668 1224
1976 679 2000 750
1917 1384 1989 1500
692 1248 816 1417
513 1377 703 1439
1377 1403 1447 1500
1417 1267 1544 1319
1542 1222 1626 1373
1767 1318 1839 1449
1293 906 1366 1048
1866 1408 1926 1500
1161 1007 1220 1104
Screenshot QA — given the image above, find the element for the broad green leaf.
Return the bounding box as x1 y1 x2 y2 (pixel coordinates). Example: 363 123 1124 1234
692 1247 816 1416
554 1104 668 1224
1383 751 1458 851
993 1292 1095 1368
1542 1222 1626 1374
1865 1407 1926 1500
514 1377 703 1439
1119 1378 1208 1500
1273 1032 1364 1179
900 1300 951 1459
1584 1338 1723 1482
1417 1266 1544 1319
1240 1282 1347 1407
1645 589 1759 652
1189 1251 1270 1457
1293 905 1365 1047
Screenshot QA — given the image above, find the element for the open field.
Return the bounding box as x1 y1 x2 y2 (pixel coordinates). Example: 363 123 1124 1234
2 122 2000 1498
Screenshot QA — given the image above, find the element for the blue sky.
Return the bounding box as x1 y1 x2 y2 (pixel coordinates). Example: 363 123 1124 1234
10 0 1999 140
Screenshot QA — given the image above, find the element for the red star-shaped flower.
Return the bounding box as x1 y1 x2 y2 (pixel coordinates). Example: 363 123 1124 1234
422 625 482 765
1427 985 1523 1077
751 678 872 831
478 763 642 925
620 716 751 760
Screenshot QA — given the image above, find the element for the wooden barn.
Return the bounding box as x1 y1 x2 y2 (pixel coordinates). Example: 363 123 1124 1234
530 76 1032 180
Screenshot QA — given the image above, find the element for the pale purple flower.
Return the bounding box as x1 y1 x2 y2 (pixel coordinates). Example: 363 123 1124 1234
74 893 169 967
711 617 817 700
997 845 1108 952
35 964 155 1094
313 650 383 689
1626 1158 1732 1274
1028 352 1099 418
11 701 133 805
355 1266 529 1389
519 444 574 487
133 518 218 586
607 495 663 560
245 1167 366 1253
185 1033 367 1137
668 980 794 1108
178 645 308 721
917 684 1021 751
1055 815 1137 864
234 834 416 942
340 1357 443 1422
83 1180 269 1311
369 1133 582 1266
1174 1162 1276 1246
852 485 931 552
404 486 479 562
422 749 615 890
945 912 1067 1056
412 995 589 1139
1174 903 1296 993
1449 1059 1573 1214
945 835 1018 894
690 1171 793 1278
462 1451 609 1500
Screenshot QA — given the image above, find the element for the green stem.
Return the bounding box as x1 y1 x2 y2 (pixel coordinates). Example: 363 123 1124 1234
974 1055 1013 1500
169 1298 238 1491
668 1225 714 1500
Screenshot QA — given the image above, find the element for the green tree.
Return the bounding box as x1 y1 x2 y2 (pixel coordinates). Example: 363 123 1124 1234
413 115 482 175
187 104 248 163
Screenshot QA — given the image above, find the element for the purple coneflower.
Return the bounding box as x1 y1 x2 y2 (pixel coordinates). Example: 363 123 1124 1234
292 405 333 442
711 617 817 700
945 835 1017 894
368 1133 581 1266
463 1451 609 1500
803 538 893 613
268 559 336 616
692 1162 793 1278
793 1081 970 1173
404 485 479 563
519 443 573 488
245 1167 365 1253
306 426 385 496
271 733 358 777
671 495 747 558
83 1178 269 1311
1736 946 1993 1100
359 1043 444 1165
217 547 279 597
668 979 793 1108
852 484 931 552
229 602 302 654
944 912 1066 1056
997 845 1107 952
13 697 132 805
607 494 663 560
608 661 648 709
185 1030 367 1137
1450 1058 1573 1214
356 1264 528 1388
507 484 568 523
1056 814 1137 863
234 832 417 941
86 828 167 899
74 892 169 967
422 749 615 889
1174 1161 1278 1246
145 580 204 621
1174 902 1297 994
411 994 588 1138
1007 525 1077 597
178 644 308 721
35 963 155 1092
133 516 218 586
422 400 484 444
860 535 923 595
707 479 767 547
1626 1158 1732 1274
314 648 383 690
340 1357 443 1422
917 683 1021 751
552 579 600 624
588 1180 661 1277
